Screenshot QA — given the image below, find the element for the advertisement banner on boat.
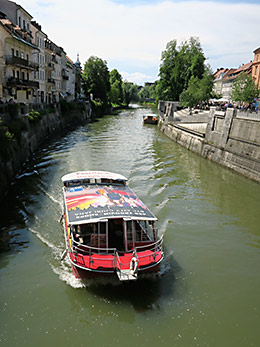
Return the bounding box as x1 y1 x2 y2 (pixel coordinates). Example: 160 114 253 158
64 185 156 223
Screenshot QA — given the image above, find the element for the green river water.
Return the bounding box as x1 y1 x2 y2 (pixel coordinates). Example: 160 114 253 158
0 105 260 346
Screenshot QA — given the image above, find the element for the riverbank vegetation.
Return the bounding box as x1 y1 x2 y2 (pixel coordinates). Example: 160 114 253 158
82 56 139 113
231 72 259 105
156 37 215 107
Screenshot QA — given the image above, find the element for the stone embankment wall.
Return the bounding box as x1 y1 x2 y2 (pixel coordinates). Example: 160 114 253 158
0 103 91 200
158 100 260 183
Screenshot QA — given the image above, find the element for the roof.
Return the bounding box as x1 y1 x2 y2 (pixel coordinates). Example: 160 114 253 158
63 183 157 224
62 171 128 183
66 56 74 64
235 61 252 73
213 68 229 80
0 18 39 50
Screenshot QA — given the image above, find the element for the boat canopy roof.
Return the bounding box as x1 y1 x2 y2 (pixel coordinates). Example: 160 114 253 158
62 171 128 184
144 114 158 118
63 173 157 225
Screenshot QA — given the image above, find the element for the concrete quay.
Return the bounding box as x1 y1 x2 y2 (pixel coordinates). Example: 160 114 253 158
158 101 260 183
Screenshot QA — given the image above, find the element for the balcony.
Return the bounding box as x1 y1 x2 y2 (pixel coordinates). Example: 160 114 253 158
6 55 39 70
47 78 55 84
6 77 39 88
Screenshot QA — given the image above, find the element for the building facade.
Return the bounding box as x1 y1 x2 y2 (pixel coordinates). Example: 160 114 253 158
31 21 46 104
213 62 253 102
252 47 260 89
0 13 39 103
0 0 82 106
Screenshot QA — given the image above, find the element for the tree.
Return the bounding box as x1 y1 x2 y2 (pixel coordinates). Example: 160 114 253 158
138 81 158 101
123 82 139 106
180 76 201 108
82 56 110 103
157 37 206 102
231 72 259 104
109 69 123 106
180 68 214 108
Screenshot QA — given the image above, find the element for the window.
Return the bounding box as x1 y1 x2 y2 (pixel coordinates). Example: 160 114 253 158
23 20 25 30
255 66 258 76
21 52 24 59
16 71 19 79
18 17 21 27
12 70 15 78
16 50 19 57
257 55 259 62
11 48 14 56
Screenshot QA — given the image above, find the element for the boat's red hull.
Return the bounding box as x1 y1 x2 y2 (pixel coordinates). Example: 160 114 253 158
69 250 163 279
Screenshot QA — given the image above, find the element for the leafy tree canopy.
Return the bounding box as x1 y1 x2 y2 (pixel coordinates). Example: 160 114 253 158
138 81 158 101
109 69 123 106
123 82 139 106
231 72 259 104
157 37 206 102
180 68 214 108
82 56 110 103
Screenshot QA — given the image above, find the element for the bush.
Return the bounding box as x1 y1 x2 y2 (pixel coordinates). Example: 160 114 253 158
8 118 28 140
28 109 41 123
91 99 109 116
60 100 79 114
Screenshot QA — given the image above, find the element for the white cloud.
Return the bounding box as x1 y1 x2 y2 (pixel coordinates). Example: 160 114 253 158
120 71 155 85
19 0 260 83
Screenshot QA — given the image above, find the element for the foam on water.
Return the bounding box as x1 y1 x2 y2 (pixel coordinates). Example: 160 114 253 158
44 191 63 208
28 227 63 259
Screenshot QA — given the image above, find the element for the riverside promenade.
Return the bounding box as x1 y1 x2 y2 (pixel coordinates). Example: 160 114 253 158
158 101 260 183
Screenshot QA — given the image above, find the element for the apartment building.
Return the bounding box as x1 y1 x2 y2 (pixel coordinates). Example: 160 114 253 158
214 62 253 101
31 21 46 103
252 47 260 88
213 68 229 96
0 0 82 106
66 56 76 101
0 11 39 103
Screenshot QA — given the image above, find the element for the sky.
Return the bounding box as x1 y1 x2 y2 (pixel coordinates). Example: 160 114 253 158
17 0 260 85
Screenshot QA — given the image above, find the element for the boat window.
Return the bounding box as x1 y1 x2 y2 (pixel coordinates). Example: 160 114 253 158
73 223 96 244
135 220 153 242
101 178 112 184
112 180 125 186
66 180 82 187
82 179 90 184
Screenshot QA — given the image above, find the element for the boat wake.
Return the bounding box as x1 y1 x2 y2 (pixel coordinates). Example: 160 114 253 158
51 263 86 289
44 191 63 208
28 227 63 260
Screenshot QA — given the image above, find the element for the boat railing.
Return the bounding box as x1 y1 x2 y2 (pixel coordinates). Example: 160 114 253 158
135 235 164 252
134 235 164 268
71 234 116 254
115 252 121 272
70 234 163 270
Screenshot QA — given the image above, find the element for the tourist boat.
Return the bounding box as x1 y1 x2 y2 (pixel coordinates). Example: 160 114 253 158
143 114 158 125
61 171 164 281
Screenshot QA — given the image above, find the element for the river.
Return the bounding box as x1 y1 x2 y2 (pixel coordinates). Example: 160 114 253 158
0 105 260 346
